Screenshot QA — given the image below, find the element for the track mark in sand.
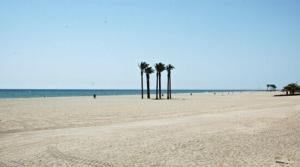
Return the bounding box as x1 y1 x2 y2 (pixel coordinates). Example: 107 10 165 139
47 146 113 167
275 157 291 166
276 160 289 165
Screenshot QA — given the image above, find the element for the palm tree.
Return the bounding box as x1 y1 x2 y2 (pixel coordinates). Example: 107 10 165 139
155 64 159 99
155 63 165 99
166 64 175 99
145 66 154 99
283 85 290 95
139 62 149 99
270 84 277 91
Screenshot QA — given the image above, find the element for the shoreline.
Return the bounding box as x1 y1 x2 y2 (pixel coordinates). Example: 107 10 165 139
0 90 270 100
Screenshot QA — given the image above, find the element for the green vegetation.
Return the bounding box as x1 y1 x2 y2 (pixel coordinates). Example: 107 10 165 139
282 83 300 95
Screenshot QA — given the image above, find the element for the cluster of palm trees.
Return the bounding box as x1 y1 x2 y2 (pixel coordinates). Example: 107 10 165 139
282 83 300 95
139 62 175 100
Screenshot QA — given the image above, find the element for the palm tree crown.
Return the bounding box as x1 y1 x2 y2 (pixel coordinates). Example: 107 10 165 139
166 64 175 72
145 66 154 74
155 63 166 72
139 62 149 71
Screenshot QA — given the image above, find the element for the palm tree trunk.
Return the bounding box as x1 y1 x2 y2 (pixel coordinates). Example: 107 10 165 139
156 73 158 99
141 71 143 99
167 73 170 99
146 74 150 99
159 73 162 99
169 73 172 99
167 79 169 99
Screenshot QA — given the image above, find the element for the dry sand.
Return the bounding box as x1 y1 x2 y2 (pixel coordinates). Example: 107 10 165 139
0 92 300 166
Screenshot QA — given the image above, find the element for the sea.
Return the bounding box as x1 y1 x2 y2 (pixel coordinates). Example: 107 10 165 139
0 89 260 99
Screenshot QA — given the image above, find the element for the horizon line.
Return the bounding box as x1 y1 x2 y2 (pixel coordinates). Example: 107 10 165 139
0 88 266 91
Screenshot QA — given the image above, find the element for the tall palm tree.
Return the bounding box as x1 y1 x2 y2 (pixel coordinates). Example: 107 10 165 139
155 65 159 99
139 62 149 99
145 66 154 99
166 64 175 99
155 63 165 99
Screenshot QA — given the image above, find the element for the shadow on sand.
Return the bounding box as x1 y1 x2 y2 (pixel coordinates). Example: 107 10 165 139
274 94 300 97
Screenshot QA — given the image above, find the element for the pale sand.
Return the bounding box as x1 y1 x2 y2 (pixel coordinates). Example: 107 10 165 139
0 92 300 166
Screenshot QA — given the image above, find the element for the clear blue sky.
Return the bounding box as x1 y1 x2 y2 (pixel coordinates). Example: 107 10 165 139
0 0 299 89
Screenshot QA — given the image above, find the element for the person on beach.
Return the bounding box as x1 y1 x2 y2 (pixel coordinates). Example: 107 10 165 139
93 94 96 99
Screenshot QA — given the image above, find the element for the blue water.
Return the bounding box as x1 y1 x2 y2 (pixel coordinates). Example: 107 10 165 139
0 89 260 99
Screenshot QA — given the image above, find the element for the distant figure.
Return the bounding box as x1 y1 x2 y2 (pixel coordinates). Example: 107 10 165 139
93 94 96 99
214 92 216 95
190 93 193 96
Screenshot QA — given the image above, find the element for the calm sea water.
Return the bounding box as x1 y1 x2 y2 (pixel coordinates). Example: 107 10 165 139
0 89 260 99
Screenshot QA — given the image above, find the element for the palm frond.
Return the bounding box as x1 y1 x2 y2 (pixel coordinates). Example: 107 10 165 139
139 62 149 70
145 67 154 74
155 62 165 72
166 64 175 71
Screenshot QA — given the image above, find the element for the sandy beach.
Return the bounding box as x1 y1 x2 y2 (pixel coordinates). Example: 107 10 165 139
0 92 300 166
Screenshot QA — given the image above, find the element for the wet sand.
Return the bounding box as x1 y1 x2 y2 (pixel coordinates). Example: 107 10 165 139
0 92 300 166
